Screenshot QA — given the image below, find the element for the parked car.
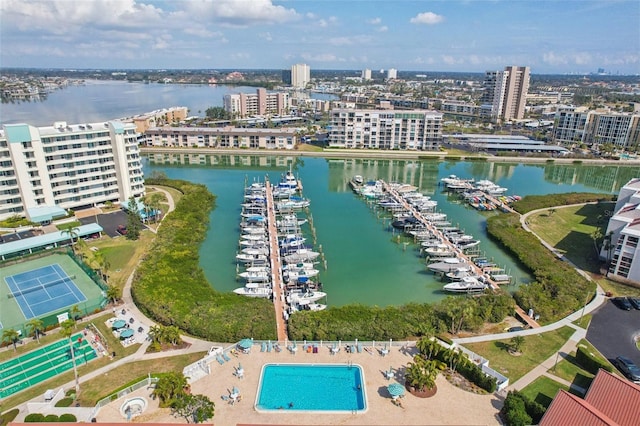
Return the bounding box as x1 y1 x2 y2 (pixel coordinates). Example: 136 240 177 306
612 297 633 311
628 297 640 310
116 225 127 236
615 356 640 383
507 326 525 332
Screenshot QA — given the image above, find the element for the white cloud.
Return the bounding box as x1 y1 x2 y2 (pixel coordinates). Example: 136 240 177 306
259 32 273 42
368 17 382 25
328 35 371 46
183 27 223 39
441 55 464 65
378 26 388 32
182 0 299 27
410 12 444 25
542 51 569 66
300 53 345 62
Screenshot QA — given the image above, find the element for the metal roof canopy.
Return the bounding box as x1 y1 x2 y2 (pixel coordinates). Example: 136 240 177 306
0 223 103 258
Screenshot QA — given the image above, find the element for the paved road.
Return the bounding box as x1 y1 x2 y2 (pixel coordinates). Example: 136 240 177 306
586 299 640 365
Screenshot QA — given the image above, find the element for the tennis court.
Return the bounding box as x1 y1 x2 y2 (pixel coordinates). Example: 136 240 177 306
5 264 87 319
0 253 106 334
0 333 97 398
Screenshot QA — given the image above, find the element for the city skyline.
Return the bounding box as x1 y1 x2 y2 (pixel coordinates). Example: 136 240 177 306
1 0 639 75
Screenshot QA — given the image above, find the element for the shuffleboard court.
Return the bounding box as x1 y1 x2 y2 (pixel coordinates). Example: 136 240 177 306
5 264 87 319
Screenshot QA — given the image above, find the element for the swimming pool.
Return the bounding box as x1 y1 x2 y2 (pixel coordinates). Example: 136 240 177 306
255 363 367 412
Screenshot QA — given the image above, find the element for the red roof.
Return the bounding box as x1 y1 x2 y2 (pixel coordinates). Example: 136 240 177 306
540 369 640 426
585 369 640 426
539 390 617 426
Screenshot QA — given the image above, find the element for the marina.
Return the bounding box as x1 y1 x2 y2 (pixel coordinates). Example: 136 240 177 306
233 170 327 334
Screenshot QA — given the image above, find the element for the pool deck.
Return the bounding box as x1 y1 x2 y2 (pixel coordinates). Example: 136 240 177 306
95 344 503 426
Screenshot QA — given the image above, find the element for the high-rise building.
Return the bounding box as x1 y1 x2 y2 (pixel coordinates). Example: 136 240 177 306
0 121 144 221
387 68 398 80
481 66 530 122
291 64 310 89
361 69 372 80
223 89 290 118
328 109 442 151
281 69 292 85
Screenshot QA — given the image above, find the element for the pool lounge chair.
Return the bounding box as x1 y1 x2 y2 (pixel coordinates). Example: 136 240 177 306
261 342 267 352
357 342 363 353
222 352 231 362
216 355 225 365
267 341 273 352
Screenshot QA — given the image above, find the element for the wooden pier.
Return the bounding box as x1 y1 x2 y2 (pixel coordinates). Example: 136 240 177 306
380 180 500 291
264 179 288 341
514 305 541 328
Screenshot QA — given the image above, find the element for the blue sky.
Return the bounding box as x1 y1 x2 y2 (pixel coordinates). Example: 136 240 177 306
1 0 639 74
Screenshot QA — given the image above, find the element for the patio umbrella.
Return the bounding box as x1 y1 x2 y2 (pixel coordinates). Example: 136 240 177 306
232 386 240 396
387 382 405 398
238 338 253 349
112 319 126 329
119 329 134 339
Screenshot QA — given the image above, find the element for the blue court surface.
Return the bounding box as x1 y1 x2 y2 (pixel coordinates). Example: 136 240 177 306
4 264 87 320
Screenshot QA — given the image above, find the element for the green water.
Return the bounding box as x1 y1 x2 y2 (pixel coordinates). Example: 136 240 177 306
143 154 640 307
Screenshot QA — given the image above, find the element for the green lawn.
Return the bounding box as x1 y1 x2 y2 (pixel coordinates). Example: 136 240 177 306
572 314 591 329
520 376 568 408
548 352 593 393
463 326 575 382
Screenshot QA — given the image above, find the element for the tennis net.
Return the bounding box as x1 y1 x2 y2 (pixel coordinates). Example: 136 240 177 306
7 275 75 298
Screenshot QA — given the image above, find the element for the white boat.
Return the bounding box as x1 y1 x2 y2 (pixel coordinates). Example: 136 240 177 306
427 257 467 273
284 268 320 281
279 235 306 248
241 247 269 256
283 249 320 263
233 283 272 298
245 266 270 273
239 239 268 247
236 253 268 264
278 169 299 190
457 239 481 250
424 244 456 257
287 289 327 303
276 198 310 211
241 226 265 235
445 267 478 281
290 300 327 312
443 276 487 293
282 262 316 272
238 270 271 282
353 175 364 185
240 234 267 241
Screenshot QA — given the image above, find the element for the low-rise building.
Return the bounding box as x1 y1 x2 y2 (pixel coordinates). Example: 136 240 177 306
0 120 144 221
144 126 297 150
129 106 188 133
223 89 290 118
328 109 442 151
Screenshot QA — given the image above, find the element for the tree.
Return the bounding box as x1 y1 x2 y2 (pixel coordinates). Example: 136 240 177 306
405 355 440 392
2 328 21 351
70 305 82 322
442 348 466 373
152 372 188 407
510 336 525 354
61 226 80 254
26 318 45 344
60 319 80 393
205 107 229 120
106 285 121 304
171 394 215 423
125 196 142 240
416 337 440 360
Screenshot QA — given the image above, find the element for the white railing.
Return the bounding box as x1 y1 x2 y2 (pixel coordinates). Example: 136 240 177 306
88 376 158 421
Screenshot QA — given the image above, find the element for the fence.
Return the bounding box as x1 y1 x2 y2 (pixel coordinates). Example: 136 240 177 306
88 376 158 421
455 344 510 391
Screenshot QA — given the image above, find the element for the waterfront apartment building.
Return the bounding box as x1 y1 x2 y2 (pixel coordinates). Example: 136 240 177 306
130 106 188 133
328 109 443 151
361 69 372 81
552 106 640 149
387 68 398 80
223 89 290 118
291 64 310 89
480 66 530 122
144 126 297 150
0 121 144 221
601 178 640 285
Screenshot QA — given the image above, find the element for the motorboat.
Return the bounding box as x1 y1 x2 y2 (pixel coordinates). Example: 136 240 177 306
427 257 467 273
241 247 269 256
279 234 306 249
287 289 327 304
236 253 268 264
275 197 310 211
290 300 327 313
424 244 456 257
238 270 271 282
278 169 299 190
245 265 270 273
284 268 320 281
445 267 479 281
240 234 267 241
233 283 272 298
283 249 320 263
443 276 488 293
457 239 481 250
282 262 317 272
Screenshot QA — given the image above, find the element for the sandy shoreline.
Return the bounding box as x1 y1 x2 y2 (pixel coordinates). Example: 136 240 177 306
140 146 640 166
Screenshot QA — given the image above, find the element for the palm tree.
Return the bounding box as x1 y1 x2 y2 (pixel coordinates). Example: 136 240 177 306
26 318 45 344
60 319 80 393
152 372 188 407
61 226 80 254
106 285 121 304
2 328 21 351
416 337 440 360
405 355 440 392
442 348 466 373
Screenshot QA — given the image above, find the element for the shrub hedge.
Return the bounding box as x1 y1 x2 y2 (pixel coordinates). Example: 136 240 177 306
54 397 74 407
24 414 45 423
132 178 276 342
511 192 614 214
0 409 19 426
575 346 613 375
501 390 546 426
58 414 77 422
487 213 596 324
43 415 58 422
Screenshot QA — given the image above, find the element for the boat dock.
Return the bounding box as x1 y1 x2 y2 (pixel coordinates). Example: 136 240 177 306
514 305 541 329
264 179 288 341
380 180 500 291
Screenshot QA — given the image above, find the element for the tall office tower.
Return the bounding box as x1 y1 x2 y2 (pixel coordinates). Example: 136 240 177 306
281 69 292 85
361 69 372 80
291 64 310 89
481 66 530 122
387 68 398 80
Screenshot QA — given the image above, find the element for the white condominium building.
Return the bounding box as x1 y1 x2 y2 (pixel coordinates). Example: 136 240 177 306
553 107 640 149
291 64 310 89
0 121 144 221
387 68 398 80
602 178 640 284
328 109 443 151
223 89 290 118
145 126 297 150
361 69 372 81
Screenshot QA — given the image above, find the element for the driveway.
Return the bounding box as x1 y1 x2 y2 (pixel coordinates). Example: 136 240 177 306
586 299 640 368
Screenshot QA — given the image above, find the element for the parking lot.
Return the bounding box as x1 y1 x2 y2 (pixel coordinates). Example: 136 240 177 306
586 299 640 371
79 210 139 238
